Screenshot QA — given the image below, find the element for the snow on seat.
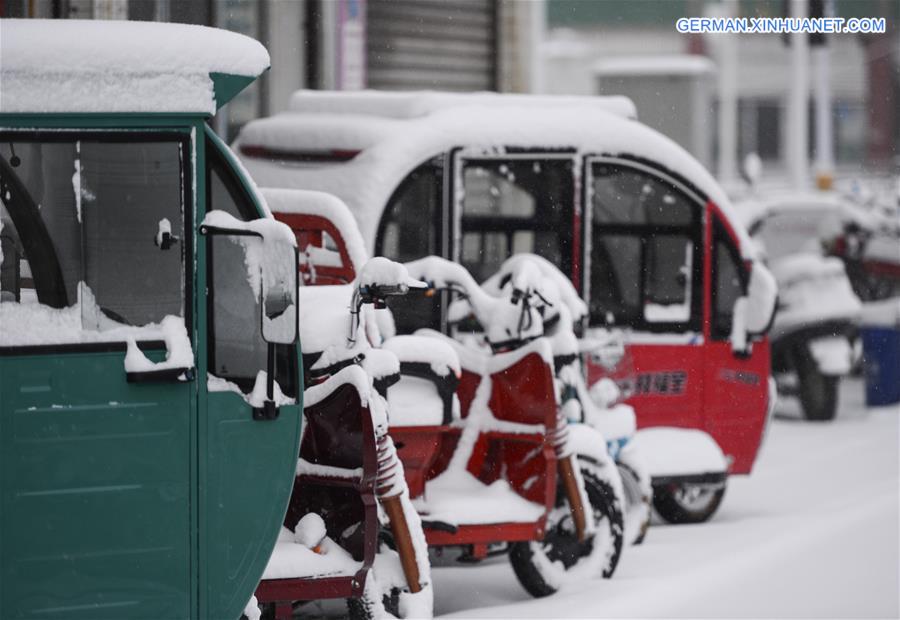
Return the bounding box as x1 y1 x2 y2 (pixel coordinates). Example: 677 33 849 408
413 470 545 526
387 375 454 427
262 527 361 581
383 335 461 378
384 335 461 427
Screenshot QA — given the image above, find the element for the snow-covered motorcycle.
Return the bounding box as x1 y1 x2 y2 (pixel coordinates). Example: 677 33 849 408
386 256 624 595
477 254 651 548
252 254 433 619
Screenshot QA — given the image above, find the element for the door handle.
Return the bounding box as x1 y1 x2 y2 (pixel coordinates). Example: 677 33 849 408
252 400 280 421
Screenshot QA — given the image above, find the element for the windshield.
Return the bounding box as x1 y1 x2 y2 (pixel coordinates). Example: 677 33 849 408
754 208 845 261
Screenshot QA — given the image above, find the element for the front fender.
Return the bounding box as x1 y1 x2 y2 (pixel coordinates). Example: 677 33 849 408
568 423 625 505
630 427 728 481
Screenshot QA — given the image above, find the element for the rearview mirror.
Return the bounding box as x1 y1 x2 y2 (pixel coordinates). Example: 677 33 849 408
261 239 298 345
201 212 299 346
744 262 778 335
730 261 778 356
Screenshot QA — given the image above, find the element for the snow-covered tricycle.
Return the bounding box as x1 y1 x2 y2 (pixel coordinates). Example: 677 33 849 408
0 20 303 620
237 90 779 525
250 191 431 619
269 190 624 599
386 255 625 596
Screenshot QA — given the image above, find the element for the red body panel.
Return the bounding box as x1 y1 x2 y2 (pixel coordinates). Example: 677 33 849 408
588 339 770 474
585 201 772 476
701 339 770 474
256 382 378 610
388 352 558 546
274 212 357 284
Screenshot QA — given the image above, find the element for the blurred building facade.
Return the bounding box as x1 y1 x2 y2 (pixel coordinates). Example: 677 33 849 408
542 0 899 177
1 0 542 139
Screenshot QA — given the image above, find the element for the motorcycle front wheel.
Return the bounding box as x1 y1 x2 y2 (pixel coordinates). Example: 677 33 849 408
508 459 624 598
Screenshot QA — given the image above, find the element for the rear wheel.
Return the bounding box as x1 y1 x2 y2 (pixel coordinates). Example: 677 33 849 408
509 461 624 598
796 350 839 421
652 482 725 524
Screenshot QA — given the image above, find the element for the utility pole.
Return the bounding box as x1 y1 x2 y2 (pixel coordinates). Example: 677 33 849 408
812 0 834 189
715 0 739 185
788 0 810 191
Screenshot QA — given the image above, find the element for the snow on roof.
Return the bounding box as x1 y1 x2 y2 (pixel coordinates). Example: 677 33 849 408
0 19 270 114
736 191 886 231
594 55 716 78
236 91 755 259
287 89 637 120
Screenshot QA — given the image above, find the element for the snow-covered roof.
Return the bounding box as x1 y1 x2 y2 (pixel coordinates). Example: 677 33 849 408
594 55 716 78
0 19 270 114
736 191 888 232
287 89 637 120
236 90 754 259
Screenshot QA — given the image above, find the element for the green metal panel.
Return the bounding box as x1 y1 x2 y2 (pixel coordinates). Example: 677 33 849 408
0 114 303 620
202 393 302 619
211 73 260 111
0 349 192 619
195 123 304 620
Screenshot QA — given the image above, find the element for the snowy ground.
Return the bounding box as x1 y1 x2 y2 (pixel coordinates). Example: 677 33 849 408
433 377 899 619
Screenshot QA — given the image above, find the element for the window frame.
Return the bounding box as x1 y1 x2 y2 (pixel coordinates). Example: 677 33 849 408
374 155 446 262
584 156 706 334
451 148 579 281
0 129 193 356
204 133 298 398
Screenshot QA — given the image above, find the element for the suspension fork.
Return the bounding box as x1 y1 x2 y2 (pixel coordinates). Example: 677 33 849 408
549 409 589 542
375 430 423 593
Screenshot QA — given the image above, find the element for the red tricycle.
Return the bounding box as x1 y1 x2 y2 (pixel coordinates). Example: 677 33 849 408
250 191 431 620
269 190 624 598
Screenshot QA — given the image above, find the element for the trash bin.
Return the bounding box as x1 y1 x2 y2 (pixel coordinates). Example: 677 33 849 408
860 298 900 407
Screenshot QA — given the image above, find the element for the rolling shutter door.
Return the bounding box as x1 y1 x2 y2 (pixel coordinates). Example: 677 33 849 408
366 0 497 91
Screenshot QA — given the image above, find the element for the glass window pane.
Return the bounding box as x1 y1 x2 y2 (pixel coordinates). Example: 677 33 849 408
80 142 184 327
590 163 694 227
460 157 575 281
590 234 641 325
206 139 296 397
0 135 186 346
588 163 702 330
643 235 693 323
713 225 745 340
377 158 444 334
377 158 442 263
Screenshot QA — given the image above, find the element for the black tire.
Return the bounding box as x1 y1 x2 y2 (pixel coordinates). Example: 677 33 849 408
348 528 431 619
617 462 650 546
509 463 625 598
796 350 839 421
347 593 381 620
652 483 726 524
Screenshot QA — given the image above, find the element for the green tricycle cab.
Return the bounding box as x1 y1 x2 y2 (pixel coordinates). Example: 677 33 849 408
0 20 303 619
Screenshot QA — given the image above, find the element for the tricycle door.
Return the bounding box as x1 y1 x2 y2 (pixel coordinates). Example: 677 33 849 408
0 133 194 618
582 157 706 431
702 212 770 474
200 135 302 620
